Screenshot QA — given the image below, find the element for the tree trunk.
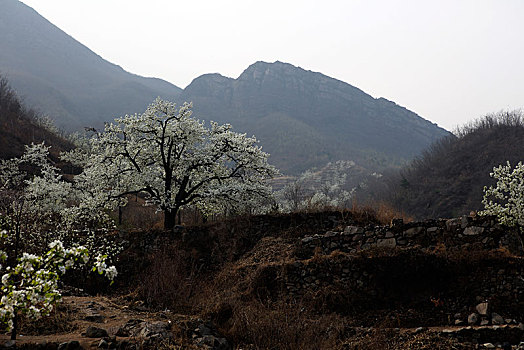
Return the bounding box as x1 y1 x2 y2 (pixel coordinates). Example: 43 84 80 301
163 208 178 230
10 314 17 340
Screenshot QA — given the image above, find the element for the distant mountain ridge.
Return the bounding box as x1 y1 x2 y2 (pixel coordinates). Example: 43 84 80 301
0 0 182 130
178 61 450 173
0 0 451 174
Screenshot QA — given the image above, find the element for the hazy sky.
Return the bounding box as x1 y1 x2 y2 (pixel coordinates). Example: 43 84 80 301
19 0 524 130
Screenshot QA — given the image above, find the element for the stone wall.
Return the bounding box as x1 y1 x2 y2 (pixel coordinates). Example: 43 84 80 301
276 215 524 321
297 215 523 258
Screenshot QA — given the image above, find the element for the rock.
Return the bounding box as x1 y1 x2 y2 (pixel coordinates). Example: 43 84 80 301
3 340 16 349
468 313 479 325
491 312 505 325
376 238 396 248
446 218 461 231
414 327 426 334
519 322 524 331
480 318 490 326
84 326 109 338
85 313 104 323
301 236 314 243
116 319 144 337
58 341 81 350
403 227 423 238
324 231 337 238
98 339 108 348
476 302 489 315
196 323 214 336
344 226 364 235
482 343 495 349
196 335 231 350
137 321 171 339
455 319 464 326
464 226 484 236
461 215 471 228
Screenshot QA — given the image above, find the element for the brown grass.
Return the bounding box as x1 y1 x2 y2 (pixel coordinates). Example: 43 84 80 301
18 303 78 336
350 200 413 225
136 244 202 313
220 300 347 350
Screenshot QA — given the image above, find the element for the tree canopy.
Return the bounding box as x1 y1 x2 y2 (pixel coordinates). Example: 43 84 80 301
65 98 278 229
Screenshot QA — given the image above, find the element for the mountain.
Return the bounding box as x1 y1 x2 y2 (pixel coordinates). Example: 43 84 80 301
367 111 524 219
0 0 450 174
178 61 450 173
0 0 182 130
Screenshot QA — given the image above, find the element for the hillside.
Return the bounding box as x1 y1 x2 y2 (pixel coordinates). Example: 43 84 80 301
0 0 182 131
179 61 450 174
368 111 524 219
0 76 72 161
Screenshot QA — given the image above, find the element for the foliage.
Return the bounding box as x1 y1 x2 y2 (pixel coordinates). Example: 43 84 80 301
481 161 524 227
0 230 116 333
63 98 278 229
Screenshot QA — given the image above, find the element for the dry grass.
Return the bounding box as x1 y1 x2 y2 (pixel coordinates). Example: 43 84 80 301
136 244 202 313
219 300 348 350
17 303 78 336
350 200 413 225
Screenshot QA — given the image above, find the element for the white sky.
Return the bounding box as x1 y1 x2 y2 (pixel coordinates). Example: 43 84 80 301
19 0 524 130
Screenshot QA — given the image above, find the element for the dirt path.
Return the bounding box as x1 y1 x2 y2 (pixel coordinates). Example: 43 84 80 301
0 295 174 349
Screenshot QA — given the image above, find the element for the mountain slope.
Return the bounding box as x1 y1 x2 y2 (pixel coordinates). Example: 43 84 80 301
371 111 524 219
0 0 182 130
0 76 72 161
178 61 450 174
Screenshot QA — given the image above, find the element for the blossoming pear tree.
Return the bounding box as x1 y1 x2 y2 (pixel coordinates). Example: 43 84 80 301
64 98 278 229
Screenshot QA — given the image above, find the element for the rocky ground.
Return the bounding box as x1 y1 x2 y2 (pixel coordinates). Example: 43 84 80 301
0 295 230 349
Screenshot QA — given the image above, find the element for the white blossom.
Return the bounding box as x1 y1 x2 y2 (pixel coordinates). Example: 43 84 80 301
62 98 278 228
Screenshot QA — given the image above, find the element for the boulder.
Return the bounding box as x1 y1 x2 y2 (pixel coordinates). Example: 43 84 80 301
464 226 484 236
58 340 82 350
476 302 489 316
376 238 396 248
491 313 505 325
116 319 144 337
84 326 109 338
467 313 479 325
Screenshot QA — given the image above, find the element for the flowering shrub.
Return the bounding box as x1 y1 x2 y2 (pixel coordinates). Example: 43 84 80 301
0 229 116 336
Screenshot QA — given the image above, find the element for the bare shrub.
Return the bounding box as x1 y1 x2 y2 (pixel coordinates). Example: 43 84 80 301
222 300 347 350
137 245 203 313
